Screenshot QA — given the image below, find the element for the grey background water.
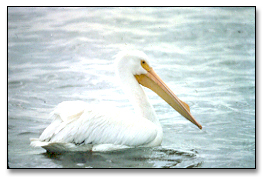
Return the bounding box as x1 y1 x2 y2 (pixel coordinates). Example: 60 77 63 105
8 7 255 168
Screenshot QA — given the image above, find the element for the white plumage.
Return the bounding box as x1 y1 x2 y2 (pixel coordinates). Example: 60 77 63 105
31 50 201 153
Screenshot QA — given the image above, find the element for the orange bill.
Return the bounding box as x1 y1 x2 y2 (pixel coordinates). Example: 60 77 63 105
135 66 202 129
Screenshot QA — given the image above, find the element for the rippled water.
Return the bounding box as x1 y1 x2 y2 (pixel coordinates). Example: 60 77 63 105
8 7 255 168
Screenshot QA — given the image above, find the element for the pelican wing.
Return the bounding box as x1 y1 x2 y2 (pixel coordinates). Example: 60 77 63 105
35 101 159 150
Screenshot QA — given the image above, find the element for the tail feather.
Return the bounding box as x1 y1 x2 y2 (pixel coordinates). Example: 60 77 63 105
30 138 50 147
30 138 93 153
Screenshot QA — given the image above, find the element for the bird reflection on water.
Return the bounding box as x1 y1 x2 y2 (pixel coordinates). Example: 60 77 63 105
42 147 202 168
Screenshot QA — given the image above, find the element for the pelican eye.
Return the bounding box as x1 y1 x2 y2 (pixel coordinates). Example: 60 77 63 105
141 60 151 71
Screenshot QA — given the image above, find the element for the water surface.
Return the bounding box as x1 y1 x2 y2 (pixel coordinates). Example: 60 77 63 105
8 7 255 168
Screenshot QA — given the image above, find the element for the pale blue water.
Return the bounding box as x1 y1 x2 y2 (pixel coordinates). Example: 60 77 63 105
8 7 255 168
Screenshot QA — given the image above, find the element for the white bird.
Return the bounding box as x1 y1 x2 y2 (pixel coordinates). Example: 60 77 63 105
30 50 202 153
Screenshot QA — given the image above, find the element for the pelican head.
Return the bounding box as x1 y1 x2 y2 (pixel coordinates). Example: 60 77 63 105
116 50 151 76
116 50 202 129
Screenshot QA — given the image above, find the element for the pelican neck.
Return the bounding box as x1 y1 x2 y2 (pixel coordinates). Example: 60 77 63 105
118 71 160 125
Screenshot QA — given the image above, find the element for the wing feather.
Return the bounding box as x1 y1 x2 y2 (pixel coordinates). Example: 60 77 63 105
38 101 158 147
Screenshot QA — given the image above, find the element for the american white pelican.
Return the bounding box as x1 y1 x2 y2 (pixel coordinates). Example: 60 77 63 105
30 50 202 153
